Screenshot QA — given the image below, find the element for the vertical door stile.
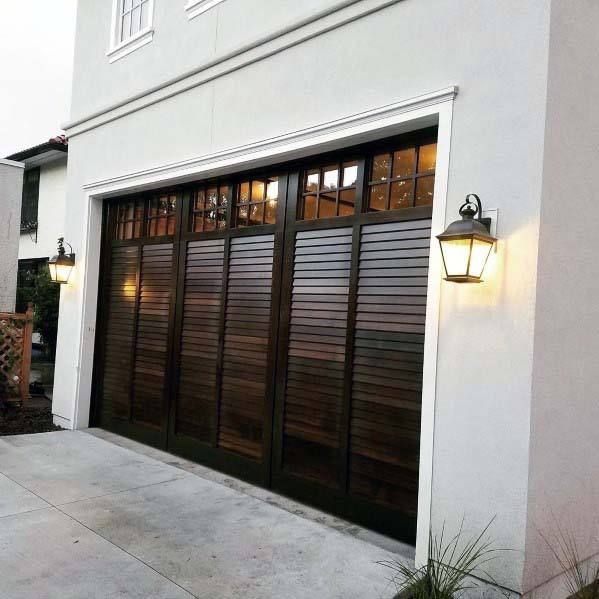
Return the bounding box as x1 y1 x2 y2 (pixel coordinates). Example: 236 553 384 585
272 172 299 474
168 191 191 443
162 191 185 447
262 173 289 484
339 158 367 492
212 188 233 448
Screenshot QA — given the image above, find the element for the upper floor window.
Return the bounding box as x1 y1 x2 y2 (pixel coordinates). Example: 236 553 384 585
21 168 40 233
108 0 154 63
118 0 152 43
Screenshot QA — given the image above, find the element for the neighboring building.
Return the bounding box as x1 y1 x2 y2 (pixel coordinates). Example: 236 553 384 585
56 1 599 596
6 136 68 348
0 159 25 312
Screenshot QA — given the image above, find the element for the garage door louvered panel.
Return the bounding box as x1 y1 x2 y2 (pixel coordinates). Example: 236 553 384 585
131 243 174 428
101 245 139 421
175 239 225 441
218 234 275 460
349 219 431 515
281 227 352 486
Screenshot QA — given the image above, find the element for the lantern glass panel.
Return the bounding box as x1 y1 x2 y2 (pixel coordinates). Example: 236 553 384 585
440 238 472 278
468 238 494 279
48 262 58 282
49 260 73 284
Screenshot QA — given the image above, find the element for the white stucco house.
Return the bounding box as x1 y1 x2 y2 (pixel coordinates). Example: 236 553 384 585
53 1 599 596
6 136 68 325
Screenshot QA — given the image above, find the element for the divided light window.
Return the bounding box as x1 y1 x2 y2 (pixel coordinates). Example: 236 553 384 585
114 198 144 240
298 161 358 220
113 194 176 240
190 184 229 232
368 142 437 212
235 177 278 227
147 194 177 237
117 0 152 44
20 168 40 232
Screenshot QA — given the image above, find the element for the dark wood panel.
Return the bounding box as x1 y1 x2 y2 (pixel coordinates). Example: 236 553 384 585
174 239 225 441
100 244 139 421
281 227 352 486
218 234 275 460
348 219 431 513
131 243 173 429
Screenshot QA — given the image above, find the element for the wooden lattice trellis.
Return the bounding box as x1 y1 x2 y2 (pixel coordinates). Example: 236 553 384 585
0 303 33 403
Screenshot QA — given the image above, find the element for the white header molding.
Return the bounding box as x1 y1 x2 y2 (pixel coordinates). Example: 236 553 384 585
84 86 457 196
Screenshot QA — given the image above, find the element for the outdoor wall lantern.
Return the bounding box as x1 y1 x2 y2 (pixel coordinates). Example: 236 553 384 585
48 237 76 284
437 194 496 283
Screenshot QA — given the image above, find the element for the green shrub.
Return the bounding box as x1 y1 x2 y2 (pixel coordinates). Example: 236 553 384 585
31 269 59 360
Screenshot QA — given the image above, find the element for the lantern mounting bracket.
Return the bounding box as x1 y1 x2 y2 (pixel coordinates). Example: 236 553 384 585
460 193 492 233
57 237 76 261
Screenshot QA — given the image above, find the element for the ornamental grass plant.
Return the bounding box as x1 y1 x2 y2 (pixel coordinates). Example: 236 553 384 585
380 519 505 599
541 524 599 599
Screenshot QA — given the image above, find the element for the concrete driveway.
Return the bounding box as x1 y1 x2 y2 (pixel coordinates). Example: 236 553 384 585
0 430 412 599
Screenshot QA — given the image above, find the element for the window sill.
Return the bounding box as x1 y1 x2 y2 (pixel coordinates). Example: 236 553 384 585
106 27 154 64
185 0 225 21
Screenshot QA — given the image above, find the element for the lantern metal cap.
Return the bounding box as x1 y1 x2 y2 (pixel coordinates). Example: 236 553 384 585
49 237 75 265
436 194 496 244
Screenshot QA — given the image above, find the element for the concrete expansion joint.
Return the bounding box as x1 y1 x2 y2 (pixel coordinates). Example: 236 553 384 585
0 464 200 598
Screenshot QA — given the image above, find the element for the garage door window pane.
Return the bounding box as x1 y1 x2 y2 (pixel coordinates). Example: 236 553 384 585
418 143 437 173
148 195 176 237
235 176 278 228
390 180 414 210
191 183 230 232
114 199 145 240
298 161 358 220
415 176 435 206
367 141 436 212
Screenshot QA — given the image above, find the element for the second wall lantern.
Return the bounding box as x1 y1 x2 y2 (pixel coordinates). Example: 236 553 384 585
48 238 76 284
437 194 496 283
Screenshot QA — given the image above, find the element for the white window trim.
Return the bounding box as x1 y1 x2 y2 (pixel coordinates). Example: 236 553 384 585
107 0 155 64
185 0 225 21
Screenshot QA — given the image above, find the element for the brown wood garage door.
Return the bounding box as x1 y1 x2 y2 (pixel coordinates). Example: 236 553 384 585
93 130 437 543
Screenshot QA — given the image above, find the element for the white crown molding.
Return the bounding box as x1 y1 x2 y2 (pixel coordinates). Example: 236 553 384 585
64 0 404 137
0 158 25 169
185 0 226 20
83 86 458 196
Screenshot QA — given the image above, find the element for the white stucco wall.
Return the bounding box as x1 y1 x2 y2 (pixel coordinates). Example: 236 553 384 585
0 159 25 312
523 1 599 596
18 157 68 261
57 0 564 592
